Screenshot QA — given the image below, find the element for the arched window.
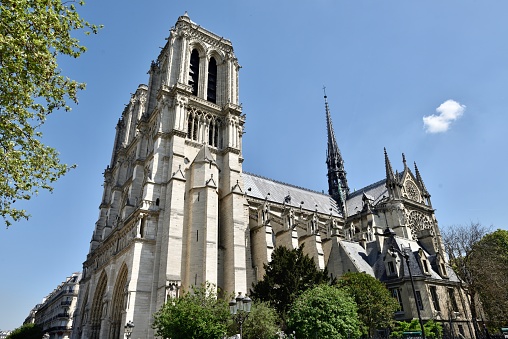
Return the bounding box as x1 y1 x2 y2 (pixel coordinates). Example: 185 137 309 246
187 114 193 139
208 120 214 146
188 49 199 96
90 272 108 339
108 265 128 339
193 116 198 140
207 57 217 103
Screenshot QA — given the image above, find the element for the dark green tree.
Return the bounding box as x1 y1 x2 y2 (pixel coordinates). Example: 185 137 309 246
152 283 230 339
241 302 280 339
287 284 361 339
0 0 100 226
250 245 330 325
6 323 43 339
337 272 399 336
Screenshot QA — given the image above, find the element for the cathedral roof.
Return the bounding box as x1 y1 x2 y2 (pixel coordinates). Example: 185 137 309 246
338 241 376 276
346 179 387 216
243 172 342 217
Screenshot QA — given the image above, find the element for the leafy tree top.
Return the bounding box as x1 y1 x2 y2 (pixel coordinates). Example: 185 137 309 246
0 0 100 226
337 272 399 336
250 245 330 320
288 284 361 339
6 323 43 339
152 283 230 339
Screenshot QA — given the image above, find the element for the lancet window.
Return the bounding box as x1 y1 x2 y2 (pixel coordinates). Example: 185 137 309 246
207 57 217 103
188 49 200 96
208 119 220 147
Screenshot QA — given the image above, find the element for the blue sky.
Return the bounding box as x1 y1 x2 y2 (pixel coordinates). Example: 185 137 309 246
1 0 508 330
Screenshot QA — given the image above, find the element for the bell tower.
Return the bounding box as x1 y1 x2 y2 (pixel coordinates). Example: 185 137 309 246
143 12 248 301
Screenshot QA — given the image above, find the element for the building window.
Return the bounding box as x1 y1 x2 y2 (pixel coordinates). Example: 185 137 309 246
423 259 429 273
440 263 447 276
188 49 200 96
448 288 459 312
207 57 217 103
388 261 395 275
429 286 441 311
208 120 219 147
391 288 404 311
415 291 424 310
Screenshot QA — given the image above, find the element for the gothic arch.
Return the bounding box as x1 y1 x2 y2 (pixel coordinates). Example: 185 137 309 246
90 271 108 339
207 56 217 103
208 49 225 63
109 264 129 339
77 285 89 338
188 41 206 57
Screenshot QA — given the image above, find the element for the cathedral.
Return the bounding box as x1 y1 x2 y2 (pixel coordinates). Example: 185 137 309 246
72 13 474 339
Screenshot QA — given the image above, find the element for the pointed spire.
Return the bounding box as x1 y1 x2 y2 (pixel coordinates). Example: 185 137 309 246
414 161 429 194
402 153 407 170
324 87 349 215
384 148 395 182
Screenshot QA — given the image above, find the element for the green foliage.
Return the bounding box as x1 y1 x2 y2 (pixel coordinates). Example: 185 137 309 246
390 319 442 339
152 283 230 339
241 302 280 339
287 284 361 339
470 229 508 326
6 323 43 339
0 0 101 226
250 245 330 324
441 222 491 323
337 272 399 336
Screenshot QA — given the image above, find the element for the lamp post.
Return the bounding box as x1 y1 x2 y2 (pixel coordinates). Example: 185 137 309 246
229 292 252 338
383 227 426 339
124 320 134 339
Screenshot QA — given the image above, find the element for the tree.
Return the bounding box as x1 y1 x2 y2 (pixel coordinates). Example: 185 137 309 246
287 284 361 339
241 302 280 339
469 229 508 327
250 245 330 325
337 272 399 337
6 323 43 339
441 222 491 331
152 283 230 339
0 0 100 226
390 319 443 339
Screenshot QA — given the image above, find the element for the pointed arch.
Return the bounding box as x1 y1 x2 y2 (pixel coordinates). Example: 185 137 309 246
90 271 108 339
207 57 217 103
109 264 129 339
188 49 200 95
77 285 90 338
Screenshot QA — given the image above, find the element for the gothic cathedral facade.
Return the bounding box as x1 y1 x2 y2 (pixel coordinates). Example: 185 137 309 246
72 14 474 339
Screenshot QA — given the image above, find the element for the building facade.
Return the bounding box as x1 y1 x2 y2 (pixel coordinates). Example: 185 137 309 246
30 272 81 339
72 13 474 339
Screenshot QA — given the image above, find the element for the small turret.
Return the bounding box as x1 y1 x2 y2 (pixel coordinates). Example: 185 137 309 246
414 161 432 206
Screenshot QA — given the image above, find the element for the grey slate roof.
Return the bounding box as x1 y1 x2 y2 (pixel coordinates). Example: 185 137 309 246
339 241 375 276
346 179 387 217
242 172 342 217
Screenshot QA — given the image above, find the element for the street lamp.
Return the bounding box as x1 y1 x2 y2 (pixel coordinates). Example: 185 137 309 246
124 320 134 339
229 292 252 338
383 227 426 339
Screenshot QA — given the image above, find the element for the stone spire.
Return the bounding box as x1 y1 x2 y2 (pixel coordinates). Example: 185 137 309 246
324 88 349 215
414 161 431 202
384 147 395 183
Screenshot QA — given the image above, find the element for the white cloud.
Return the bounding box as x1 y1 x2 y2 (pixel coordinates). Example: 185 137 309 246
423 99 466 133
